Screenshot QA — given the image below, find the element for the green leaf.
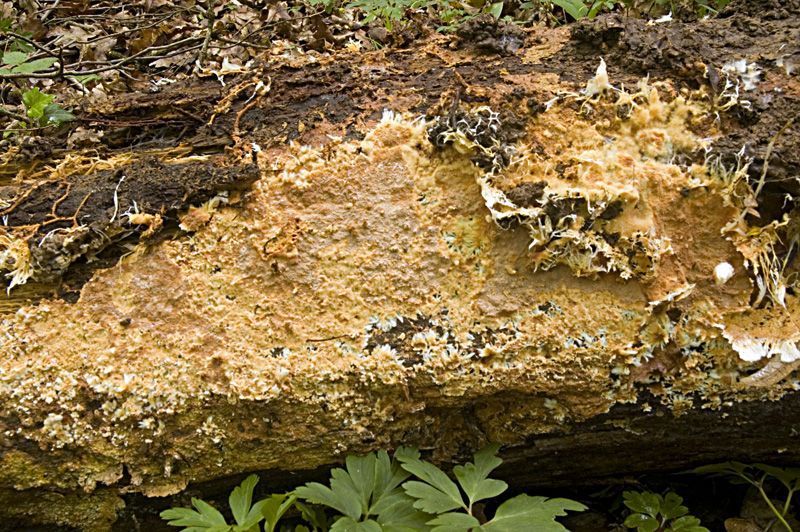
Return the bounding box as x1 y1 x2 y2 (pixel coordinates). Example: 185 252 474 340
346 452 378 514
12 57 57 74
22 88 53 121
427 512 480 532
692 461 749 477
70 73 101 85
374 450 412 503
296 475 362 521
754 464 800 490
330 517 382 532
551 0 589 19
622 491 662 518
42 103 74 125
194 498 230 526
373 490 432 531
229 474 259 526
481 494 586 532
261 493 296 532
487 2 504 18
623 513 659 532
402 481 464 514
2 51 28 66
659 492 688 520
397 451 464 513
161 498 230 530
668 515 709 532
453 445 507 508
295 501 330 531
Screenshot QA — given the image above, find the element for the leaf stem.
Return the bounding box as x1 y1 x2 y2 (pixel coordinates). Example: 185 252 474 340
783 488 795 517
755 477 793 532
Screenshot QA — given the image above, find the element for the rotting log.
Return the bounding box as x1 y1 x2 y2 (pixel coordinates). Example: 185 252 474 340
0 0 799 529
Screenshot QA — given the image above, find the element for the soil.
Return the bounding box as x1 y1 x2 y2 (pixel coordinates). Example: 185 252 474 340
455 14 527 56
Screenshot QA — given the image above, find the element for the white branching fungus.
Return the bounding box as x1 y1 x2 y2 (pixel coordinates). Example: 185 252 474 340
583 58 615 98
722 59 762 91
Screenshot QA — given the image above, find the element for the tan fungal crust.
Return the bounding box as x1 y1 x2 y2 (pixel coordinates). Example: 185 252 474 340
465 75 707 281
0 57 798 528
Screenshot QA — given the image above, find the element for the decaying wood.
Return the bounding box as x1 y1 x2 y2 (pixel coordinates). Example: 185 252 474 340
0 1 799 529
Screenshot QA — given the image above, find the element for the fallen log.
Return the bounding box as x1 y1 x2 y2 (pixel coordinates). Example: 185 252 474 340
0 0 798 528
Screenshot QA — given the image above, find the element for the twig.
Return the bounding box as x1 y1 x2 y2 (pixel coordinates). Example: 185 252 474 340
0 106 29 124
39 0 63 22
0 36 204 79
754 113 798 198
197 1 216 66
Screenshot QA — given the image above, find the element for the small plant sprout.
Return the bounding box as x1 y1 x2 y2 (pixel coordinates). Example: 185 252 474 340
622 491 708 532
396 444 587 530
160 474 296 532
295 448 433 530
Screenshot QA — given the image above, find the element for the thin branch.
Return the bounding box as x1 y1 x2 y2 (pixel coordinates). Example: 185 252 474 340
0 106 29 123
197 1 217 66
754 113 798 197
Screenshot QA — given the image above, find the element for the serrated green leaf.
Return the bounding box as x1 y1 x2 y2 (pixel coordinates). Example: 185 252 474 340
161 507 211 527
622 491 662 518
229 474 259 526
330 517 382 532
296 475 362 521
2 51 27 66
194 498 229 525
374 490 432 531
659 492 688 520
375 450 412 503
481 494 586 532
22 88 53 120
402 481 464 514
453 445 507 507
261 493 296 532
398 452 464 512
427 511 480 532
161 499 230 530
623 513 659 532
346 452 378 514
668 515 708 532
